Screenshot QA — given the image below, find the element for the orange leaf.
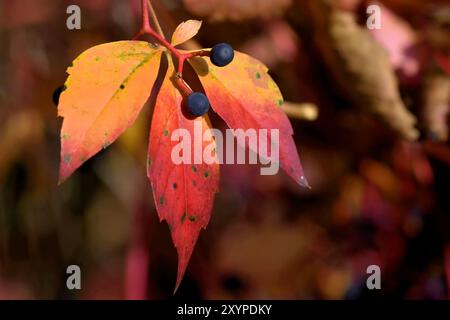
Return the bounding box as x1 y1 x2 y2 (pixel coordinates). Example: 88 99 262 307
171 20 202 46
147 56 219 291
189 51 309 187
58 41 162 183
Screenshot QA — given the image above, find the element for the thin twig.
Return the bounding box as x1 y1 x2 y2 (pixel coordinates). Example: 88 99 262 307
281 102 319 121
147 0 165 39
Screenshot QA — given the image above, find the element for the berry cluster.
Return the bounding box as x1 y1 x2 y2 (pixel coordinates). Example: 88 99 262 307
187 43 234 117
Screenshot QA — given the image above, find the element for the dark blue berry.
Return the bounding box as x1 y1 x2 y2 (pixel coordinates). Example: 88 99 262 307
187 92 210 117
52 85 66 106
210 43 234 67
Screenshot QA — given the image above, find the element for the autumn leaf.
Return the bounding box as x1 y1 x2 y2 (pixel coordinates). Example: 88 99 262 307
307 0 419 140
189 51 309 187
58 41 162 183
171 20 202 47
147 55 219 291
421 67 450 141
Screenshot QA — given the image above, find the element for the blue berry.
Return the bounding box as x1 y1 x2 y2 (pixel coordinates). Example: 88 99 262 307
210 43 234 67
187 92 210 117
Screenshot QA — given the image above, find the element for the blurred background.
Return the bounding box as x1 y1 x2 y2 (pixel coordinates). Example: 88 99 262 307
0 0 449 299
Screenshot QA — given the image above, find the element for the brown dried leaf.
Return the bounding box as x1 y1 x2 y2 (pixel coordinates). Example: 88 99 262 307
307 0 419 140
421 69 450 141
427 6 450 55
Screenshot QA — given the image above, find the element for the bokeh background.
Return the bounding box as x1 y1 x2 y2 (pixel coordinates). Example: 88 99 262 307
0 0 449 299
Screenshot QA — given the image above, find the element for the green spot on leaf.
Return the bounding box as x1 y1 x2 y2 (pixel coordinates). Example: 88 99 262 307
189 215 197 222
278 99 284 107
256 72 261 79
159 196 165 206
95 56 100 62
163 129 169 137
181 212 187 223
204 171 210 178
62 134 70 140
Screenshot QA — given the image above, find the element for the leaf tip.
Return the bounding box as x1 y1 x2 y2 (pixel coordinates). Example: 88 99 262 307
57 173 67 186
173 262 186 295
299 175 311 189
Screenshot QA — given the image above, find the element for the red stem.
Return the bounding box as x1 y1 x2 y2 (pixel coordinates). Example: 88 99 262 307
135 0 210 96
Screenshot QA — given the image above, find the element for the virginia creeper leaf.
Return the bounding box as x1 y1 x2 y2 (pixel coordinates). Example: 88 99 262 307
171 20 202 47
148 56 219 291
58 41 162 183
189 51 309 187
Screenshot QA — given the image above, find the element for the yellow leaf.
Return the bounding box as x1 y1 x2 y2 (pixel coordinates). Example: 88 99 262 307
58 41 162 183
171 20 202 46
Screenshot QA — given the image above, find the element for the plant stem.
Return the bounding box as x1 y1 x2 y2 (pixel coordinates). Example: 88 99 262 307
147 0 165 39
142 0 151 32
135 0 209 96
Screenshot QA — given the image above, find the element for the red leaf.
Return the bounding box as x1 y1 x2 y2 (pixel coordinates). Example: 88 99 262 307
147 56 220 291
189 51 309 187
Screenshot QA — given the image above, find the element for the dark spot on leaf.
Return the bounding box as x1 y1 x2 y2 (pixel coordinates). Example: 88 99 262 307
181 212 187 223
64 154 72 164
204 171 210 178
188 215 197 222
163 129 169 137
192 166 198 173
256 72 261 79
173 183 178 189
278 99 284 107
62 134 70 140
120 84 125 90
159 196 165 206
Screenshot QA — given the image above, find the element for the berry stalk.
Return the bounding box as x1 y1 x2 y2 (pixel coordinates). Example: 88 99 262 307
135 0 209 90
